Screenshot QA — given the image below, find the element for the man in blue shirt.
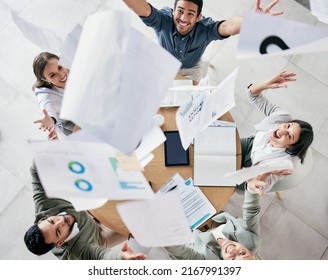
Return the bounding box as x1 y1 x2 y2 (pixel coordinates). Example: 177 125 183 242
123 0 283 82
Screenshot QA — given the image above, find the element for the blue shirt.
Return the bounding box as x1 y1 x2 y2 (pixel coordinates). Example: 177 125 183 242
140 5 227 68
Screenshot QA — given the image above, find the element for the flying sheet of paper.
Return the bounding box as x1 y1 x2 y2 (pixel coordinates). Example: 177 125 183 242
176 68 238 150
117 191 192 247
66 127 161 169
59 23 83 69
60 10 181 155
134 124 166 165
156 173 216 229
224 160 294 185
29 140 154 211
11 11 64 53
11 0 107 54
237 12 328 58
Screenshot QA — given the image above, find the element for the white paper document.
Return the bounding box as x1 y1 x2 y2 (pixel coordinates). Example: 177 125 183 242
11 11 64 53
157 173 216 230
60 10 181 155
161 79 216 108
176 68 238 150
193 125 236 186
238 12 328 58
224 160 294 185
117 191 192 247
29 140 154 211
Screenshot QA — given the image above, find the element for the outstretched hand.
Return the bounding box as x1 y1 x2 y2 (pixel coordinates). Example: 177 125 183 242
248 71 297 95
254 0 283 16
264 71 297 90
121 242 146 260
34 109 55 131
247 177 269 195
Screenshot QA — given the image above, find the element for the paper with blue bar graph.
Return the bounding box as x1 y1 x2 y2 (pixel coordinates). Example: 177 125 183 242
157 173 216 230
29 140 154 211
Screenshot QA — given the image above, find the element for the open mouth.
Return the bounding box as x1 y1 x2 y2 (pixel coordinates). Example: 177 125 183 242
60 75 67 83
177 20 189 28
273 129 280 139
225 243 235 254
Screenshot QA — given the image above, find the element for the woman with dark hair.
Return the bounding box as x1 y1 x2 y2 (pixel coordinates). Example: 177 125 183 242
239 71 313 194
32 52 76 138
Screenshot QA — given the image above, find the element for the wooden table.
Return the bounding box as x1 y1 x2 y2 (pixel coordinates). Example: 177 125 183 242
89 108 242 236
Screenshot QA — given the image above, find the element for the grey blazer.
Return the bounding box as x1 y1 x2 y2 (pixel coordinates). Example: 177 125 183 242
165 190 261 260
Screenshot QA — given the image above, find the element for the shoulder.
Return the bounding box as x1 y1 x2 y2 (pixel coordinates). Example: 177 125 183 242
34 86 55 95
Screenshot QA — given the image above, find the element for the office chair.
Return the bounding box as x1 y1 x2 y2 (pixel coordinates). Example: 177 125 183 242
271 148 314 199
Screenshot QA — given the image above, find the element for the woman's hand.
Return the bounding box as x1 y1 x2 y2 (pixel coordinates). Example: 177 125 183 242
247 177 269 195
249 71 297 95
254 0 283 16
34 109 55 131
47 126 59 141
269 169 293 176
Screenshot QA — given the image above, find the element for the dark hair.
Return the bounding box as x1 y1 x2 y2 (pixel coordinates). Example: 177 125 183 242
24 224 55 256
174 0 203 16
32 52 59 90
285 119 313 164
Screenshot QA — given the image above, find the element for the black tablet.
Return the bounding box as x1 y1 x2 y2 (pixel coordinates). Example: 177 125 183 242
164 131 189 166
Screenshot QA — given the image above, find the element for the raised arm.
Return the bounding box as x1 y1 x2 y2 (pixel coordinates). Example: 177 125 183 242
123 0 152 17
242 187 262 236
218 0 283 37
247 71 296 116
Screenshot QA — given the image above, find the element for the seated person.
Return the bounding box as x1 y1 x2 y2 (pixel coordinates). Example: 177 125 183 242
24 163 146 260
238 71 313 194
164 178 266 260
123 0 283 82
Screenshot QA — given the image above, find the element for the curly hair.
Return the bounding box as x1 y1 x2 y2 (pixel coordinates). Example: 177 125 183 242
24 224 55 256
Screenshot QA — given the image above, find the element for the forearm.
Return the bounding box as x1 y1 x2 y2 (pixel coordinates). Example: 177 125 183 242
246 87 280 116
218 16 243 37
123 0 151 17
242 190 261 234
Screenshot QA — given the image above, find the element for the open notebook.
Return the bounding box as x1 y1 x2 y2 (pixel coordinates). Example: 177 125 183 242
193 124 236 187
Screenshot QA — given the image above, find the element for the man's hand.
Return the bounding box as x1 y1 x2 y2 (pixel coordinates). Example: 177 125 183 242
34 109 55 131
121 242 146 260
254 0 283 16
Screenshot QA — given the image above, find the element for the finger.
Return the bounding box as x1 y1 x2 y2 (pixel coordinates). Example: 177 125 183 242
257 181 269 188
265 0 280 11
34 119 41 124
42 108 50 117
121 242 128 252
255 0 261 10
270 10 283 16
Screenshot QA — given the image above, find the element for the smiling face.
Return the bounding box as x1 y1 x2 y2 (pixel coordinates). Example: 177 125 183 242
270 122 301 148
38 214 75 247
43 58 68 88
219 239 255 260
173 1 202 36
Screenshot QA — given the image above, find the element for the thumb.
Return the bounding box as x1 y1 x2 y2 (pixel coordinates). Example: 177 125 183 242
121 242 128 252
43 108 49 116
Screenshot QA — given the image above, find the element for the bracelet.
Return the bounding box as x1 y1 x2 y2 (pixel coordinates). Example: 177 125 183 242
247 83 253 94
51 117 57 124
